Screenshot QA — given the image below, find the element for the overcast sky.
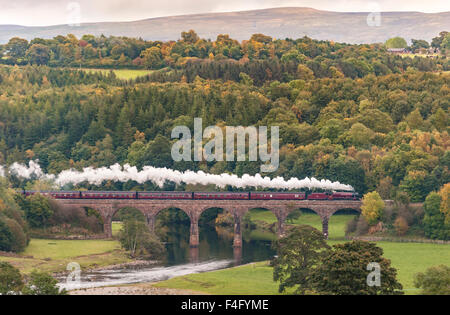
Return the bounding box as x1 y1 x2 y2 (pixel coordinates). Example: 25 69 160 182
1 0 449 26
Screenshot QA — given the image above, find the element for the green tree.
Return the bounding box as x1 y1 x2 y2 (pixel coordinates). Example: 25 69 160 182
141 46 164 69
345 123 374 148
0 262 24 295
119 219 165 259
22 270 67 295
0 214 14 252
385 37 408 49
181 30 200 44
23 194 54 229
6 37 29 59
312 241 403 295
139 135 173 169
400 170 438 202
26 44 51 65
431 31 449 49
414 265 450 295
272 225 330 294
410 39 429 52
423 192 449 240
0 178 29 252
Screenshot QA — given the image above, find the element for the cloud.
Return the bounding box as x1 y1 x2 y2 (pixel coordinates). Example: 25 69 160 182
0 0 448 26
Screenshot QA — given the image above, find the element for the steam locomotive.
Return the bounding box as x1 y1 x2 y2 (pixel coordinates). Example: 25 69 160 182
21 190 360 201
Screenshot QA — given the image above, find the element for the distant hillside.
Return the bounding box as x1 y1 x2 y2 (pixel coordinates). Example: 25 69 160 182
1 7 449 44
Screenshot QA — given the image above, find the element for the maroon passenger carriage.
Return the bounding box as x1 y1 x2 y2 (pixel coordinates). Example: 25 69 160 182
250 192 306 200
138 191 193 199
330 192 359 200
194 192 250 200
307 192 359 200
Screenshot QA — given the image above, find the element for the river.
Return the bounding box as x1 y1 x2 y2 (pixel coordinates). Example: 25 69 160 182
60 224 276 291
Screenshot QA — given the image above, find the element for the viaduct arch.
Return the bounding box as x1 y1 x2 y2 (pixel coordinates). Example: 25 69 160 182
56 199 372 247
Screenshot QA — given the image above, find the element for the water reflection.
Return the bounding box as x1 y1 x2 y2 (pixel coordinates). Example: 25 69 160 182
162 224 275 266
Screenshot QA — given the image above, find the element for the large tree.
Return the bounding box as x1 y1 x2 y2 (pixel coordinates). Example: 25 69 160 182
272 225 330 294
26 44 51 65
312 241 403 295
423 192 449 240
385 37 408 49
6 37 28 59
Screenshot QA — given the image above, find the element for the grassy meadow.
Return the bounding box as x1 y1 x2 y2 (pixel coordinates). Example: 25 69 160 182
81 68 153 80
247 208 356 239
0 238 130 274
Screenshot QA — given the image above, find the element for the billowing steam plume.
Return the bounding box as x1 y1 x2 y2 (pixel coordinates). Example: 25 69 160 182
2 161 354 191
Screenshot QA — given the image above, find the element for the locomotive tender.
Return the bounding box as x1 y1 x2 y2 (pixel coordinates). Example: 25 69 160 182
22 190 360 201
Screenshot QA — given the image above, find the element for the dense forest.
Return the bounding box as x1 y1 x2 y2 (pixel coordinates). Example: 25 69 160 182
0 31 449 81
0 31 448 249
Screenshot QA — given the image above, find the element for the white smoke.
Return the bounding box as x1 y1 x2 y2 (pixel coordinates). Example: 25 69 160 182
0 161 355 191
9 160 48 179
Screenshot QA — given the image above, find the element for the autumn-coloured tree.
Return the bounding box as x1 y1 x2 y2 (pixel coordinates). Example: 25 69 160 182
438 183 450 224
361 191 385 225
393 216 409 236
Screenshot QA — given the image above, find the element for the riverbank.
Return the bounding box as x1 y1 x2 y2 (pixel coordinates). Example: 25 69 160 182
69 283 204 295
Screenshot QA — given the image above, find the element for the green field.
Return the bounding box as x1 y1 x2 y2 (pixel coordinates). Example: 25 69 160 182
154 241 449 295
82 68 153 80
247 209 356 239
400 53 440 59
0 238 130 274
112 221 123 237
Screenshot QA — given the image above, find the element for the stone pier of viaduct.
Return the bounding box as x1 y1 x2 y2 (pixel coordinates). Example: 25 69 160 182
56 199 372 247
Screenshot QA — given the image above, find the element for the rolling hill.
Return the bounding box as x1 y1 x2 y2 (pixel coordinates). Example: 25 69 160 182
0 7 449 44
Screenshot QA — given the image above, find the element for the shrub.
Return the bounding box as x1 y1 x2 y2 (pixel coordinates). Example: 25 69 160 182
414 265 450 295
4 218 27 252
355 216 369 236
215 212 233 227
345 217 358 235
119 219 165 260
0 217 13 252
0 262 23 295
22 270 67 295
22 193 54 228
393 216 409 236
49 204 103 234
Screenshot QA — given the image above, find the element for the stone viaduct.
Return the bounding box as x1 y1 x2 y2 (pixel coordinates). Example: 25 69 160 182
55 198 372 247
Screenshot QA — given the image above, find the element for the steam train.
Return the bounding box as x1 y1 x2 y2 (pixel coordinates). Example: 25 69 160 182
21 190 360 201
